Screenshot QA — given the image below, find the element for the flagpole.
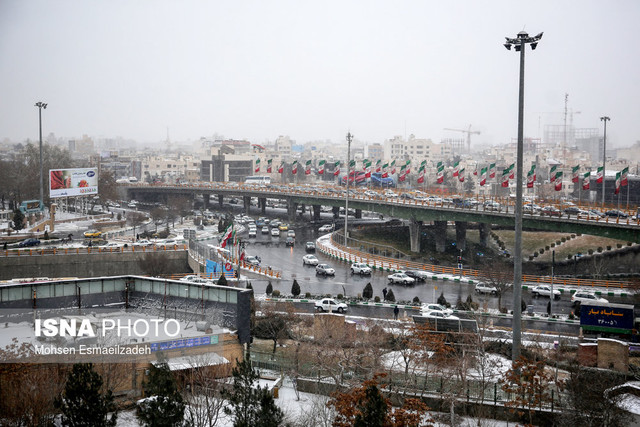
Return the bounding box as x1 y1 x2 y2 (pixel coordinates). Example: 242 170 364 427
627 182 630 211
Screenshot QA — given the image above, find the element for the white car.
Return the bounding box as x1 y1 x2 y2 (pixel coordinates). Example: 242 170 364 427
421 303 453 316
180 275 210 284
571 291 609 306
261 226 270 234
350 262 372 275
302 254 319 266
316 264 335 276
248 229 257 238
287 230 296 238
315 298 348 313
475 282 498 295
245 256 260 266
270 228 280 237
318 224 333 233
531 285 561 299
388 273 415 285
423 311 459 320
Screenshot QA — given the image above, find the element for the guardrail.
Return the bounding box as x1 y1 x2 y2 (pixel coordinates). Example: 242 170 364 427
0 244 188 257
318 233 634 290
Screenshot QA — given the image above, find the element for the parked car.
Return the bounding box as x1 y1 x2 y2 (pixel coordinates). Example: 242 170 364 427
475 282 498 295
18 238 41 248
605 210 628 218
316 264 335 276
305 241 316 252
350 262 372 275
318 224 333 233
387 273 415 285
83 230 102 238
285 236 295 247
315 298 347 313
179 275 210 284
270 228 280 237
245 256 261 266
422 310 459 320
404 270 429 282
531 285 561 299
571 291 609 306
302 254 319 266
540 206 562 217
421 303 453 316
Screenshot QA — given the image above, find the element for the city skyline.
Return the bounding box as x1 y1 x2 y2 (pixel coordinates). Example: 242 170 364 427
1 1 639 148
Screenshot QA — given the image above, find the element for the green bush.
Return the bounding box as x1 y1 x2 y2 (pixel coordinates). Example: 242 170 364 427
588 249 594 255
556 240 561 245
533 252 539 257
529 255 534 261
571 234 576 238
540 248 545 254
374 296 381 303
386 289 396 302
266 282 273 295
597 247 603 253
561 237 566 242
337 294 343 299
567 254 572 260
413 296 420 304
551 243 555 247
628 242 633 246
272 290 280 297
545 245 550 250
617 243 622 248
606 245 612 251
305 292 311 298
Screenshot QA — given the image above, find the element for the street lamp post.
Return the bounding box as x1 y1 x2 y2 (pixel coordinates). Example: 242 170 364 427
35 102 47 207
600 116 610 207
344 132 352 245
504 30 543 364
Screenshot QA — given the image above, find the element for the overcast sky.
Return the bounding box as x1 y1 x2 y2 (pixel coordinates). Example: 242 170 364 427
1 0 638 148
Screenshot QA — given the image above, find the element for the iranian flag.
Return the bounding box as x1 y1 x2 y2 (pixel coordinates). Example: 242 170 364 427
266 159 273 173
436 161 444 184
333 161 341 176
381 162 389 178
239 247 246 263
349 160 356 176
596 166 604 183
305 160 312 175
473 165 478 176
501 168 509 188
417 168 425 184
375 159 381 173
362 159 369 171
508 163 515 180
278 162 284 174
453 161 460 177
550 165 558 182
364 160 372 178
489 163 496 178
621 166 629 186
292 160 298 174
572 165 580 183
458 167 465 182
254 158 260 173
220 224 233 249
615 171 622 194
479 167 487 186
318 160 326 174
527 168 535 188
405 160 411 175
582 171 591 190
390 160 396 175
554 171 563 191
398 172 406 182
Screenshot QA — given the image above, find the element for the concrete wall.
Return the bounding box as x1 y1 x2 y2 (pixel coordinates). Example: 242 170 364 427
0 251 191 280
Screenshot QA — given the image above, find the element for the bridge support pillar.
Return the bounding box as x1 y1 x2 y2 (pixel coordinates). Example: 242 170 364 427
455 221 467 252
313 205 321 221
409 219 422 253
355 209 362 219
243 197 251 215
479 223 491 248
299 204 306 214
288 202 298 222
217 194 224 208
259 197 267 214
203 194 210 209
332 206 340 219
434 221 447 253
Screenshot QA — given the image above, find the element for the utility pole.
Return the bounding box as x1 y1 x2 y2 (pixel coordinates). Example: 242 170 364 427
345 132 352 244
35 102 48 207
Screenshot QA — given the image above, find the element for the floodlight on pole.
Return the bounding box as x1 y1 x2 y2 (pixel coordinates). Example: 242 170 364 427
600 116 610 207
504 30 542 364
35 101 48 207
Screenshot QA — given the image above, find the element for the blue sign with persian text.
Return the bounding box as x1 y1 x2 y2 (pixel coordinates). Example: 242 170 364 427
150 335 219 352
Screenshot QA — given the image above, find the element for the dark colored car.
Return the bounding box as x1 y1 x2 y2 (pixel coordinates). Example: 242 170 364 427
540 206 562 217
18 238 41 247
605 210 628 218
404 270 429 282
286 237 295 247
563 206 582 215
305 241 316 252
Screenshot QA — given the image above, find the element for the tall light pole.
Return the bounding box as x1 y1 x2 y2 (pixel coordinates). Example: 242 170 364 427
35 101 48 207
344 132 352 244
600 116 610 207
504 30 543 364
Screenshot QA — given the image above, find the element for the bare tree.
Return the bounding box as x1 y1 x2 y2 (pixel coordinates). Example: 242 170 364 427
128 211 147 240
479 261 513 312
138 252 172 277
182 355 228 427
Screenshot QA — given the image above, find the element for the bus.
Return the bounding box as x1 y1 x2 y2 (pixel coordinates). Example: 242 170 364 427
244 176 271 186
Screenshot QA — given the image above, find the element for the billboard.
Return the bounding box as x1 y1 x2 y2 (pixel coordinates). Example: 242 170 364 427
49 168 99 198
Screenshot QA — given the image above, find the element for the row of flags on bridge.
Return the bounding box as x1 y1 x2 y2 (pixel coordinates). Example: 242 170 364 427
254 158 630 193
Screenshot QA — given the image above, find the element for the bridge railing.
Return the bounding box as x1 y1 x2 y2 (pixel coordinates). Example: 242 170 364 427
0 244 188 257
320 233 635 290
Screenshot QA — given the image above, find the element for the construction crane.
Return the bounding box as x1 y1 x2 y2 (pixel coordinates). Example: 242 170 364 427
443 125 480 153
